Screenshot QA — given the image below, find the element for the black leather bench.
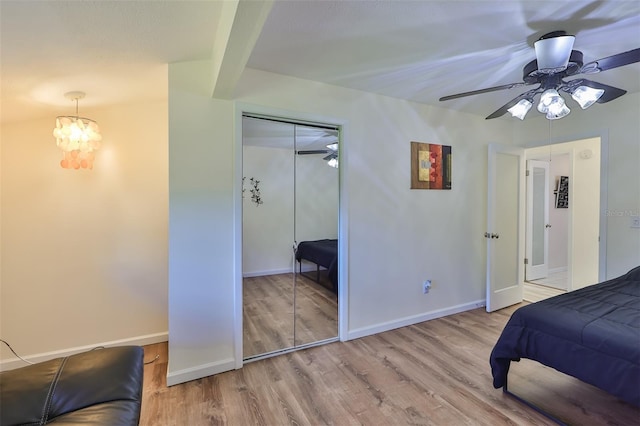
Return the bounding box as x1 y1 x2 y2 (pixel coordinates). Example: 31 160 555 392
0 345 144 425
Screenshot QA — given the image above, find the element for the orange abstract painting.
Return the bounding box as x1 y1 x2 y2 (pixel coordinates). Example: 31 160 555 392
411 141 452 190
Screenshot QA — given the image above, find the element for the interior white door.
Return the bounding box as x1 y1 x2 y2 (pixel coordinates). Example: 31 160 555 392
525 160 550 281
486 144 525 312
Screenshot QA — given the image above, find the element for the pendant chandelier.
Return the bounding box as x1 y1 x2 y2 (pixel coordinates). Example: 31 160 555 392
53 91 102 169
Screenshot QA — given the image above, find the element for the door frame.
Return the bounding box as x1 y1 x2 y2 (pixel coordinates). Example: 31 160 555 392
233 102 349 369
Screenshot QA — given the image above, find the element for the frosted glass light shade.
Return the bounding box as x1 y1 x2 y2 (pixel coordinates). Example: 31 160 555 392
534 35 575 72
546 104 571 120
507 99 533 120
537 89 564 114
571 86 605 109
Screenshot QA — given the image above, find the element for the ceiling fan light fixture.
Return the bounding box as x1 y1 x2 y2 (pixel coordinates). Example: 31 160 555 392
323 152 338 168
546 103 571 120
537 88 564 114
571 85 605 109
534 34 575 73
507 99 533 120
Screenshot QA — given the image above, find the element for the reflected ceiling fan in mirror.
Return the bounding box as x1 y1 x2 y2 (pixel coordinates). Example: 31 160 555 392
297 135 339 168
297 142 339 168
439 31 640 120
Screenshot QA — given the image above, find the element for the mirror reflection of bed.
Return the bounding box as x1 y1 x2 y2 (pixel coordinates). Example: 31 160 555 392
242 115 339 360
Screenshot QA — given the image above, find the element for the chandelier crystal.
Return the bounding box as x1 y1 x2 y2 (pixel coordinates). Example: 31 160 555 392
53 92 102 169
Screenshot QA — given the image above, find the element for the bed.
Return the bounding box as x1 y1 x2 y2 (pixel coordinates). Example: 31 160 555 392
490 265 640 414
295 239 338 293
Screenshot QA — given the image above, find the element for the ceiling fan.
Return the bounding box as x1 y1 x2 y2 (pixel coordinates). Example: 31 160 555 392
297 142 339 168
439 31 640 120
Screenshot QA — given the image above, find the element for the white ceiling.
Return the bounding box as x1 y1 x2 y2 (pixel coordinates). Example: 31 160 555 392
0 0 223 123
2 0 639 125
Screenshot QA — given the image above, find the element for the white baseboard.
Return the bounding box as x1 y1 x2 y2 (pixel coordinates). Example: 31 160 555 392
0 332 168 372
243 264 324 278
243 268 291 277
346 300 486 341
166 358 236 386
548 266 568 274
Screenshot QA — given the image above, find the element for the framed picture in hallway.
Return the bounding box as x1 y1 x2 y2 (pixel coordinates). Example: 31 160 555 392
555 176 569 208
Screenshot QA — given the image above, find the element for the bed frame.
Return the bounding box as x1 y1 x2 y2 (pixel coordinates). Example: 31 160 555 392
295 239 338 292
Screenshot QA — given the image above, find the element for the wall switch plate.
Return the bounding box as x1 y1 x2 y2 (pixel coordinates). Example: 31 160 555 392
632 217 640 229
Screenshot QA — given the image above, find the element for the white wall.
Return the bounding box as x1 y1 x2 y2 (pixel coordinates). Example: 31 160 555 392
242 145 294 275
168 61 237 385
1 100 168 369
167 64 514 384
295 152 339 243
570 138 601 288
513 92 640 278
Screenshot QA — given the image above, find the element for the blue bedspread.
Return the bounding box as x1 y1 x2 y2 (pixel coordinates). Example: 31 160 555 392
295 239 338 292
490 265 640 406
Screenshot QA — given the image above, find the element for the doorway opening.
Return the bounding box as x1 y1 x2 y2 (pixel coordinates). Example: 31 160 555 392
523 137 602 303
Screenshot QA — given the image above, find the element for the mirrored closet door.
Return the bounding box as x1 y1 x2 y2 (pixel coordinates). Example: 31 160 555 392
242 115 339 360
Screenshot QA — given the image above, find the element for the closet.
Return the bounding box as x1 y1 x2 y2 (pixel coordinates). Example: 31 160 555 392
242 115 339 360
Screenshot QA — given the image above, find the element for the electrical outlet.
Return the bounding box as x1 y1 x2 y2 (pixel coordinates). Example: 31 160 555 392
632 217 640 229
423 280 432 294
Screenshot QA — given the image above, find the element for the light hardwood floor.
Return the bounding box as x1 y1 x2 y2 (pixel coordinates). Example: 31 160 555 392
523 282 566 303
524 270 568 303
243 272 338 358
140 304 639 425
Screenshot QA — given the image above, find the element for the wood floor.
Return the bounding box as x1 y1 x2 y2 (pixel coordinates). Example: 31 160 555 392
140 304 639 426
524 270 568 303
523 282 566 303
243 272 338 358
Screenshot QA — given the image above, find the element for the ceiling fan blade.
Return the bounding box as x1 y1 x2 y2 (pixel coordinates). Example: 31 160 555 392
580 48 640 73
297 150 328 155
485 88 541 120
323 153 337 161
439 82 529 101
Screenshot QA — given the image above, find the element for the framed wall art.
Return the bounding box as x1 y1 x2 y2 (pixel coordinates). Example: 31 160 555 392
410 141 452 190
555 175 569 208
